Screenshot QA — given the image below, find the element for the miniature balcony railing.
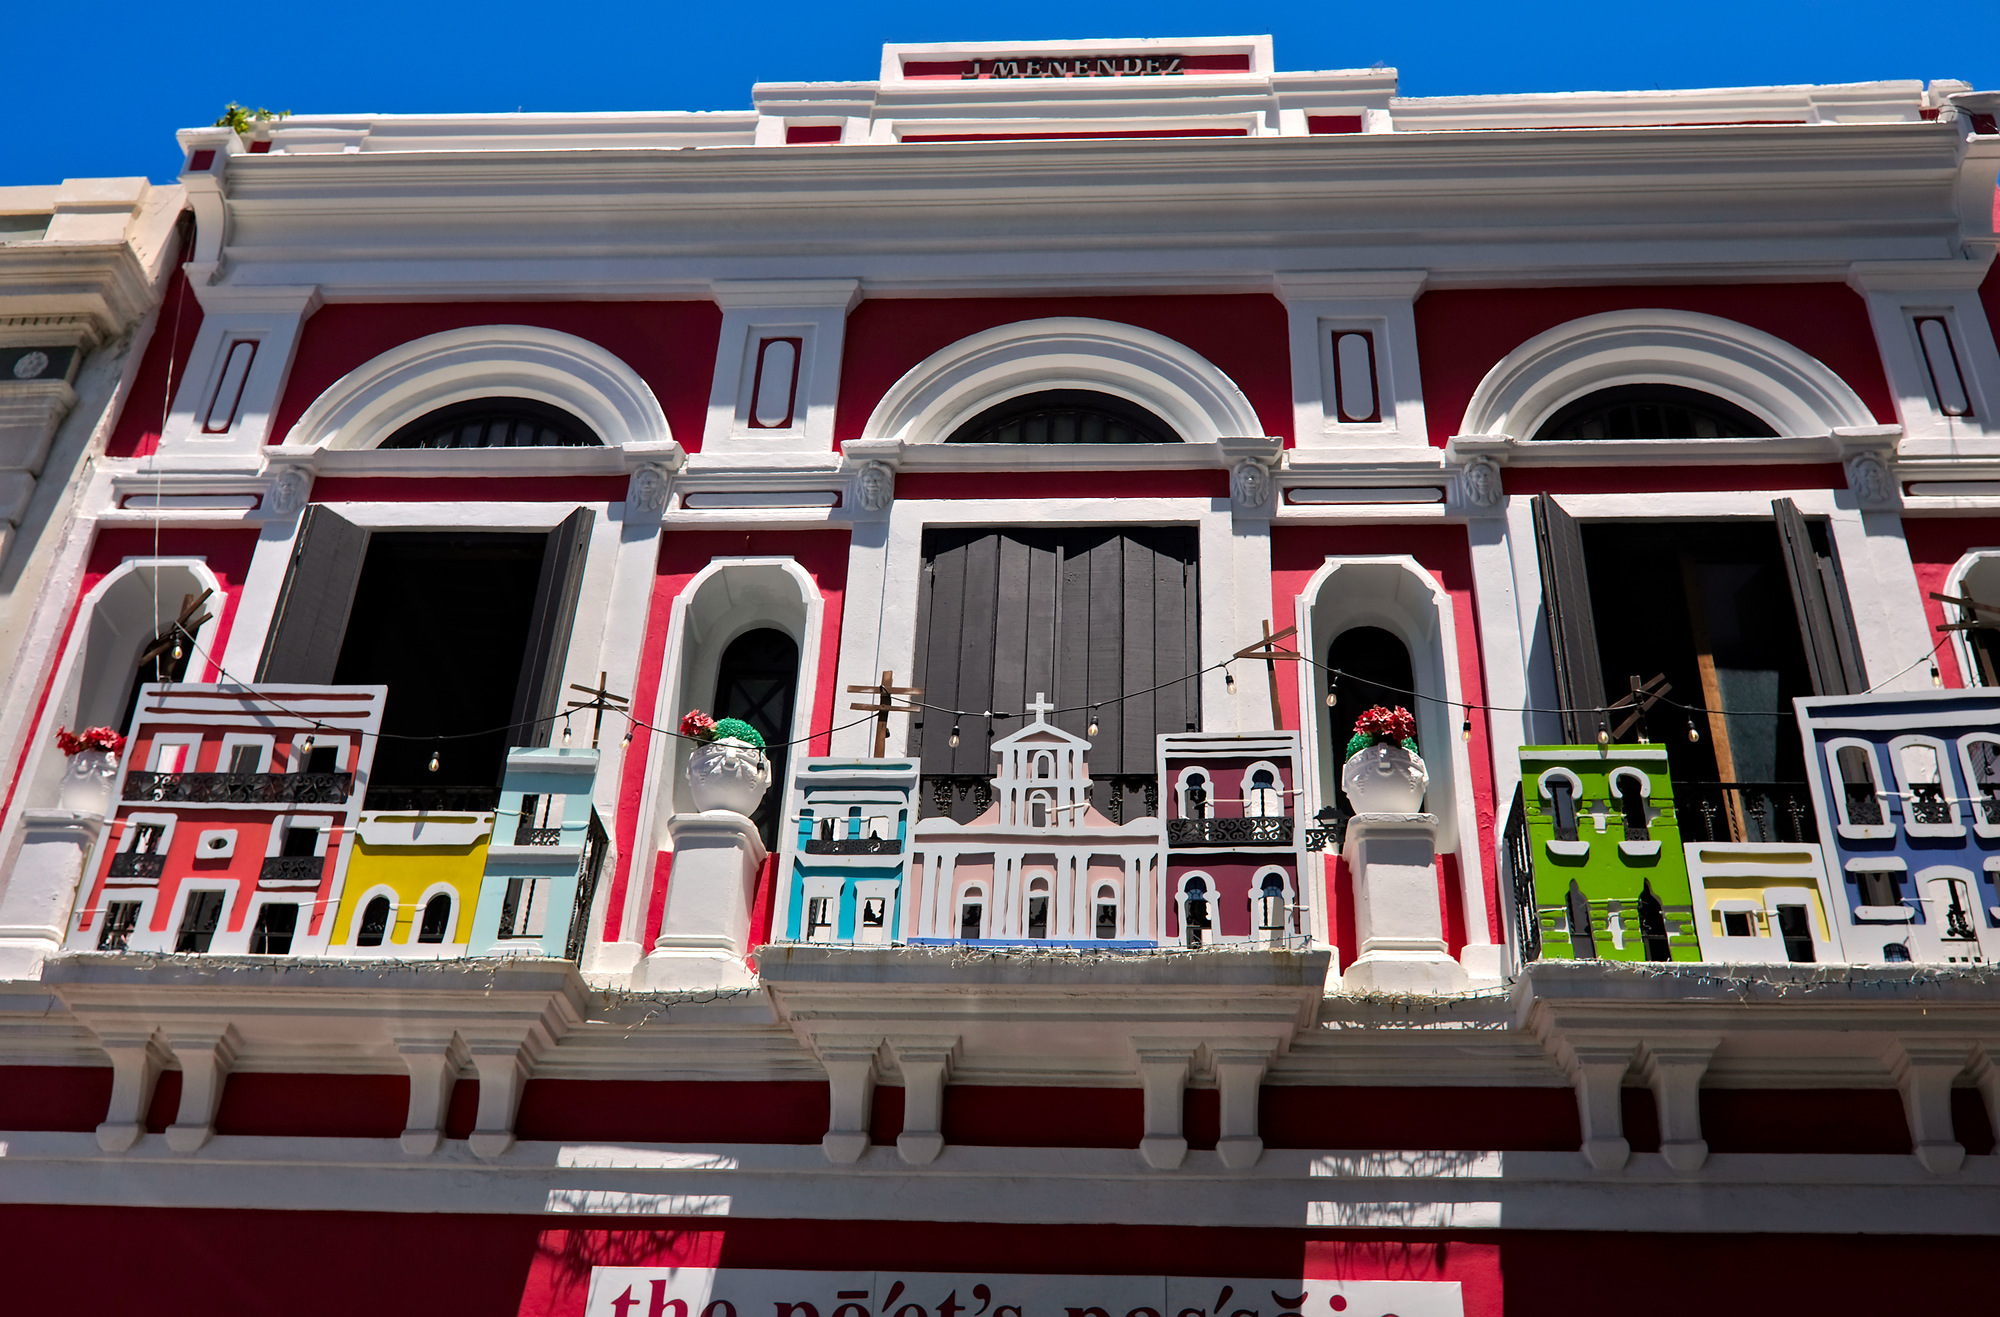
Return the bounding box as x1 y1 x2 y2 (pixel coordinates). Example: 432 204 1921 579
362 784 501 813
513 822 565 846
123 771 353 805
106 852 165 879
258 855 325 885
804 835 903 855
1502 786 1540 964
1166 815 1294 846
1672 781 1817 845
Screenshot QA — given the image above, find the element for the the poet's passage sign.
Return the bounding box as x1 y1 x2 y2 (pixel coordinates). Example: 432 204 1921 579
583 1270 1463 1317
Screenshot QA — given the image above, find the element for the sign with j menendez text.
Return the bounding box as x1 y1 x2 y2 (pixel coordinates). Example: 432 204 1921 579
583 1270 1463 1317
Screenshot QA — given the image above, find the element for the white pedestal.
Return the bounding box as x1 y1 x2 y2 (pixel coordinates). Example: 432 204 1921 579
1339 813 1468 994
0 809 104 979
640 810 767 991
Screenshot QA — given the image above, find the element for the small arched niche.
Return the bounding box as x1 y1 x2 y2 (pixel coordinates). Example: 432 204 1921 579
1324 624 1417 820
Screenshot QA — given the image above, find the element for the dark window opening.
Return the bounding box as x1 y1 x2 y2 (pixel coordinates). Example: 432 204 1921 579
1183 877 1211 949
228 744 262 774
914 526 1198 823
860 897 886 929
281 825 319 858
1532 384 1777 442
805 896 835 941
357 895 391 947
1184 773 1209 818
1565 879 1596 957
958 898 983 940
1548 778 1579 842
1884 942 1912 963
1616 776 1651 840
1722 910 1754 938
1776 904 1815 963
249 903 297 954
1095 891 1118 939
117 610 198 740
378 397 600 450
1258 874 1287 933
711 627 799 850
417 893 452 944
945 389 1179 445
1856 870 1902 908
304 745 339 775
175 890 224 953
131 823 166 855
1027 892 1049 939
1636 879 1671 960
98 901 141 951
1326 625 1417 827
1837 746 1884 824
1966 740 2000 824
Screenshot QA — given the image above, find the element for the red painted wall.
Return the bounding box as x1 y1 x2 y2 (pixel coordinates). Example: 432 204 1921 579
610 530 851 948
1901 516 1999 686
1413 284 1897 448
105 267 204 459
1269 523 1500 960
833 296 1293 446
265 302 723 452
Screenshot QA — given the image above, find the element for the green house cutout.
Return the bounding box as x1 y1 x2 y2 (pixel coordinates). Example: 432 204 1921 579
1511 746 1700 962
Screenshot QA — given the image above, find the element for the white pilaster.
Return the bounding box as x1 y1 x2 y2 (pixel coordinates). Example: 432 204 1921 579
1339 814 1468 993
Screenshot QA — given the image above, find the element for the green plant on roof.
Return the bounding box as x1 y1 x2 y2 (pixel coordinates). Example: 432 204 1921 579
709 717 766 749
215 103 291 136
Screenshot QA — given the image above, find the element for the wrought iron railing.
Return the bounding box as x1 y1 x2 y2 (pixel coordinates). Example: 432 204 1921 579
1166 816 1294 846
1503 785 1540 965
513 823 565 846
1672 781 1817 844
107 852 165 879
923 774 995 823
363 784 501 813
123 771 353 805
804 836 903 855
259 856 325 885
562 810 609 964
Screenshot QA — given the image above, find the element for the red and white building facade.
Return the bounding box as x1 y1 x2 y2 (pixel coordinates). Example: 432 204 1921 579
1 36 1999 1313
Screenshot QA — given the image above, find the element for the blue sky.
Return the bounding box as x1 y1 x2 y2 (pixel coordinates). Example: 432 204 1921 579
5 0 1995 186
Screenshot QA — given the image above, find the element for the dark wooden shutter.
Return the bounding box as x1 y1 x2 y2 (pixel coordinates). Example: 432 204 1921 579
914 527 1198 800
1772 498 1868 695
257 506 369 682
510 508 594 747
1531 493 1608 743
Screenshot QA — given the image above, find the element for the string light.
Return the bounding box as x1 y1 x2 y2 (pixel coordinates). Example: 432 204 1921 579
1224 666 1236 694
1687 718 1701 744
621 726 633 748
300 736 315 756
561 718 572 745
428 749 440 773
948 722 961 748
1461 713 1472 742
1596 727 1610 746
1932 661 1944 688
1325 676 1338 708
1087 707 1100 737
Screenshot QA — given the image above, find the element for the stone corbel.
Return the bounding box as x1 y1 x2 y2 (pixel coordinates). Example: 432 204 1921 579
1447 455 1506 516
1637 1038 1719 1172
1888 1039 1970 1175
396 1033 471 1156
93 1028 172 1153
888 1036 959 1165
840 440 902 519
1972 1043 2000 1149
1211 1044 1277 1170
162 1023 240 1152
1554 1038 1636 1171
1218 436 1282 517
462 1034 536 1160
818 1038 884 1164
1132 1040 1197 1170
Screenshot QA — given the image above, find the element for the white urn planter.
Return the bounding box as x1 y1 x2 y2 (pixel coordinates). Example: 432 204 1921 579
1340 742 1429 815
686 738 771 816
58 750 119 815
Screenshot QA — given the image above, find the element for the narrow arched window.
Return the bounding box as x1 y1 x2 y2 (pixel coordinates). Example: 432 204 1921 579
1246 769 1282 818
1182 877 1211 950
958 891 985 940
1257 873 1287 937
712 627 801 848
1094 885 1118 939
379 397 600 449
1328 626 1416 820
1027 877 1051 939
945 389 1179 445
1531 384 1777 441
417 894 451 944
357 895 391 947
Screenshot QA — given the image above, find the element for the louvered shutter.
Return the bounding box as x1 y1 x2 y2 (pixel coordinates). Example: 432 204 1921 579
1772 498 1868 695
257 506 370 683
1531 493 1608 743
510 508 595 747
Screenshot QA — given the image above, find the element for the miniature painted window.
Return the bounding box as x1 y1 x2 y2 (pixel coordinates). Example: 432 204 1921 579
1326 626 1416 822
1635 879 1671 961
1833 744 1885 826
1961 737 2000 825
1721 908 1755 937
1245 768 1284 818
357 895 392 947
914 525 1198 825
1611 770 1650 840
1026 876 1051 939
1564 878 1596 957
281 823 321 858
711 627 800 849
500 877 549 938
1181 875 1212 949
515 793 568 846
1034 751 1055 779
1775 904 1815 963
1530 384 1776 442
859 896 888 937
804 896 836 942
175 890 224 953
1094 885 1119 939
226 743 263 774
1854 869 1902 908
378 397 600 449
1180 770 1211 819
958 890 985 940
97 901 141 952
1028 790 1053 828
1544 774 1580 842
1896 741 1956 826
1256 871 1288 935
250 903 297 955
417 894 451 944
259 507 593 811
129 822 167 855
944 389 1180 446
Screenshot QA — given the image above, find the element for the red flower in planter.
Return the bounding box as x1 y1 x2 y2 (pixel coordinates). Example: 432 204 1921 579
56 726 126 757
678 710 718 742
1352 705 1417 744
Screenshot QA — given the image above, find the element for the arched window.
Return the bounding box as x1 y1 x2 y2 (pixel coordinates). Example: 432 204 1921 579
379 397 600 449
1245 768 1283 818
1256 872 1288 939
1094 884 1119 939
1028 790 1052 828
1034 751 1054 779
958 889 986 940
1531 384 1776 442
417 893 452 944
1182 771 1210 819
1181 875 1212 950
1327 626 1416 819
357 895 392 948
945 390 1179 445
712 628 800 848
1026 876 1051 939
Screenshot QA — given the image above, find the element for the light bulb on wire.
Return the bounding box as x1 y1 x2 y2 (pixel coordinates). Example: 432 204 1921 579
1224 666 1236 694
1461 713 1472 743
1687 718 1701 744
948 722 961 748
428 749 440 773
1931 661 1943 688
621 726 634 748
1087 707 1100 737
562 719 572 746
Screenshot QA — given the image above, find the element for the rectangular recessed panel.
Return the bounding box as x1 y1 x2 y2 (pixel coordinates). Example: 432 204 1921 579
749 336 803 428
682 490 839 509
1915 316 1972 417
1287 487 1444 504
202 339 258 434
1331 330 1380 423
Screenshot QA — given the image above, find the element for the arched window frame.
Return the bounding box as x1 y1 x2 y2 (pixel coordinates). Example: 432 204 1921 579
1825 738 1894 839
1252 865 1294 940
1024 872 1054 939
1176 871 1215 948
1956 734 2000 837
1941 549 2000 689
1174 765 1213 820
412 882 461 947
1092 881 1121 940
955 881 989 941
1241 760 1288 818
1536 767 1589 855
1888 734 1964 838
348 887 399 949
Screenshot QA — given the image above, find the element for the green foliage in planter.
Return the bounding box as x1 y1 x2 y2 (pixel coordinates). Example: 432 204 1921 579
709 718 766 749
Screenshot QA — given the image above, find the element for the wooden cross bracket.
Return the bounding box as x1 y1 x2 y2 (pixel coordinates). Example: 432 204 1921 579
1605 672 1671 741
138 589 215 665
